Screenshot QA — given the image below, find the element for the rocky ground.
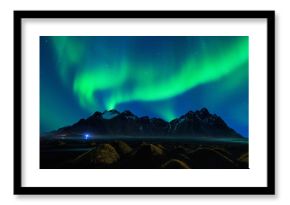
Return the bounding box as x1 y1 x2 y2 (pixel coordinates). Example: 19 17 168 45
40 139 248 169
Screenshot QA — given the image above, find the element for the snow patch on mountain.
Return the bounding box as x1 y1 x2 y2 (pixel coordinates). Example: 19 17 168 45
102 110 119 120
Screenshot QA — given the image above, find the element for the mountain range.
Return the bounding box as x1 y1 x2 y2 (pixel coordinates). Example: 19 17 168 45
55 108 243 138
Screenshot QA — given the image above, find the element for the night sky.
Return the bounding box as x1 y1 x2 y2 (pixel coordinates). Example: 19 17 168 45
40 36 248 137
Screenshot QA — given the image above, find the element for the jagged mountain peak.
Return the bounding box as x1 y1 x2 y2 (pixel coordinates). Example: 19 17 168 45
200 107 209 114
121 110 135 116
198 107 210 118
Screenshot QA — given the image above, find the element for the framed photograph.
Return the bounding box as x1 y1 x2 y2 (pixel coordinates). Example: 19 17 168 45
14 10 275 195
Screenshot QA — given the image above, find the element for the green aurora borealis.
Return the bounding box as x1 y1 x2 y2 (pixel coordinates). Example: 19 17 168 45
40 36 249 136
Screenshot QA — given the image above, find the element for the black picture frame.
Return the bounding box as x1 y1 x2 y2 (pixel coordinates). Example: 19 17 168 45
14 10 275 195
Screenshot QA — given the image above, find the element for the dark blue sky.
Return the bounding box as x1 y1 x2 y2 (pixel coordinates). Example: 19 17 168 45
40 36 248 137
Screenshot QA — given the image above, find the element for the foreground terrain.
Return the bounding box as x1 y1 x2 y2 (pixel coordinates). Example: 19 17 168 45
40 137 248 169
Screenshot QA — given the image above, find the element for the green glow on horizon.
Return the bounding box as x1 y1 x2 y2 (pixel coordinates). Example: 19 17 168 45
152 102 176 122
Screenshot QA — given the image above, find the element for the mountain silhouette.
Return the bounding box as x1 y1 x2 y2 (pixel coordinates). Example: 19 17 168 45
56 108 243 138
